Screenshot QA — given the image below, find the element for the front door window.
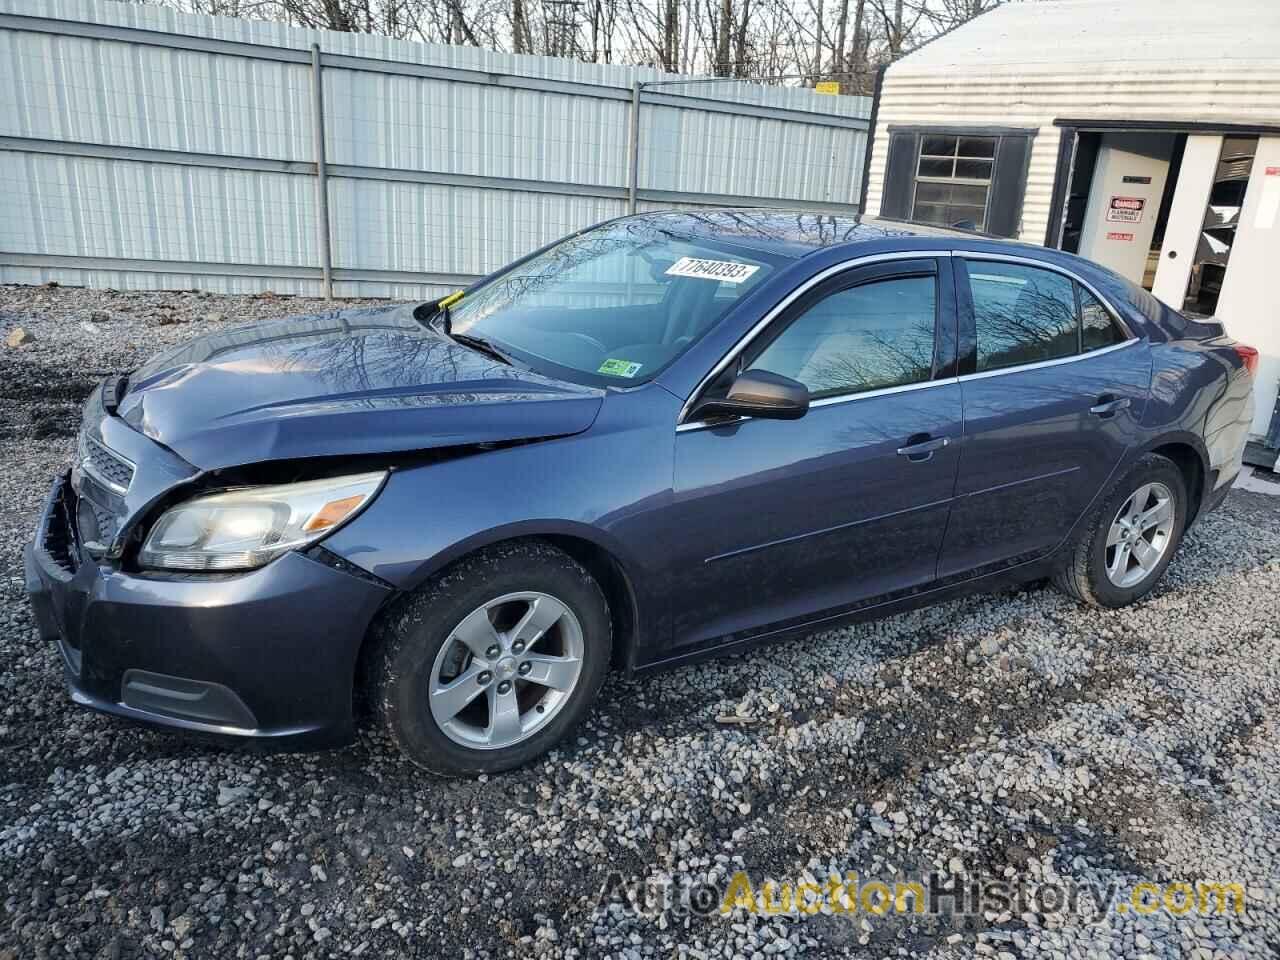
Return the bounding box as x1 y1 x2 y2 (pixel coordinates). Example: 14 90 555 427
749 275 938 396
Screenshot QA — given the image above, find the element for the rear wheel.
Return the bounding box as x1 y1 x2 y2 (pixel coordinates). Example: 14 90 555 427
1052 453 1188 608
371 541 611 776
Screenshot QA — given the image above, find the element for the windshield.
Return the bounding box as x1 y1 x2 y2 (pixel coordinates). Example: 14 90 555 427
446 220 779 385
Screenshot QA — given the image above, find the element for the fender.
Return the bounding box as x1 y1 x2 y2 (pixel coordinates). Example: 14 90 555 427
387 517 654 674
1134 429 1211 474
1044 428 1212 566
393 517 643 594
320 385 682 665
1132 429 1215 524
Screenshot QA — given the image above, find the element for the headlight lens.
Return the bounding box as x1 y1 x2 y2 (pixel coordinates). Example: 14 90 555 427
139 471 386 572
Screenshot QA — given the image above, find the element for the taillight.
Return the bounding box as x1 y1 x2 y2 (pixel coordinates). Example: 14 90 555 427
1234 344 1259 376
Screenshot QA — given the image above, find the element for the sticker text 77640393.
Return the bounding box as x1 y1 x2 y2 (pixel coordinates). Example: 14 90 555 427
665 257 760 284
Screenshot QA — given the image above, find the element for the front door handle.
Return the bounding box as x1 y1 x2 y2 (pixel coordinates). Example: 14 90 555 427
897 434 950 462
1090 395 1131 418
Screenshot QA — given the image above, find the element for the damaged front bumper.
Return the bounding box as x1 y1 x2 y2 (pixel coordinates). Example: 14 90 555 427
24 471 393 746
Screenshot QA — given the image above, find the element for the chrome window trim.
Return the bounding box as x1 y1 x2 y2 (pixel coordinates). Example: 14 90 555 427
810 375 958 407
677 250 953 428
957 336 1139 382
675 375 959 434
676 247 1144 435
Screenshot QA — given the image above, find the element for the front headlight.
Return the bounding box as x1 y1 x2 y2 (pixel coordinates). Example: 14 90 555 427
139 471 386 572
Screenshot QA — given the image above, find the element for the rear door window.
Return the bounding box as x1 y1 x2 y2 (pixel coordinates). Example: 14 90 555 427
1079 285 1127 351
965 261 1078 371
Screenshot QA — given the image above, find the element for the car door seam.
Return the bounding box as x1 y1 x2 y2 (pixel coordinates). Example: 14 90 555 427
703 494 955 564
958 465 1081 499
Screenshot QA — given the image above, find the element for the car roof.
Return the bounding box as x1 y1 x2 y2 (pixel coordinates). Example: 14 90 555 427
625 208 1175 342
624 208 983 259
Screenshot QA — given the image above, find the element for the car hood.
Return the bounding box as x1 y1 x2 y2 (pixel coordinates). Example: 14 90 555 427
118 304 605 470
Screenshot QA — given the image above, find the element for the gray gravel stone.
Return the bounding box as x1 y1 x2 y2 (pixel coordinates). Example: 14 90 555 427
2 284 1279 959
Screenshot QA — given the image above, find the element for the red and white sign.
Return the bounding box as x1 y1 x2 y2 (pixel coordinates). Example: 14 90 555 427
1259 167 1280 230
1106 231 1135 242
1106 196 1146 223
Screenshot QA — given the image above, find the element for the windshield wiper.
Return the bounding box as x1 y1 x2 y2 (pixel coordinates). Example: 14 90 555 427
449 331 515 366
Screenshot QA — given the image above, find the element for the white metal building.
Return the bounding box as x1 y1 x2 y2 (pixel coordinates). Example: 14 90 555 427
0 0 869 299
862 0 1280 453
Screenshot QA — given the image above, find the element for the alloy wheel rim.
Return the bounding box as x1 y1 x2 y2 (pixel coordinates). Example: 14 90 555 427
1105 481 1175 589
428 591 584 750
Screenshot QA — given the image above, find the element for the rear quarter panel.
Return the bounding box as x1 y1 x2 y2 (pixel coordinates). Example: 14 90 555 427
1074 256 1252 500
1141 337 1253 493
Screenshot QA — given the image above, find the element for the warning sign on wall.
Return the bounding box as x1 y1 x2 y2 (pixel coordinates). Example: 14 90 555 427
1106 231 1135 242
1106 196 1146 223
1257 166 1280 230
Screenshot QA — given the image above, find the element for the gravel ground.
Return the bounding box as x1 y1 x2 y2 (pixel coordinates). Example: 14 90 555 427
2 284 1280 960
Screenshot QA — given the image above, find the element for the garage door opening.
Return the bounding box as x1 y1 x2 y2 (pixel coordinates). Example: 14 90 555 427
1054 129 1262 318
1059 131 1184 293
1173 137 1258 316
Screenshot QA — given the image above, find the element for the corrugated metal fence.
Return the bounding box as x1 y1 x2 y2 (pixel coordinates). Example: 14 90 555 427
0 0 871 299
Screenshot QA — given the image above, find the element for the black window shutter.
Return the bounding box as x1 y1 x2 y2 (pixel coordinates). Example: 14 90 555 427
986 135 1034 238
880 132 918 220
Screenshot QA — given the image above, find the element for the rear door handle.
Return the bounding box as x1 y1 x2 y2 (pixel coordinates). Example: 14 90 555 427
897 435 950 462
1090 395 1131 417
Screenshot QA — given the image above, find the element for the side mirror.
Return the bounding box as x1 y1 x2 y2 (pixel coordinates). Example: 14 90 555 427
689 369 810 423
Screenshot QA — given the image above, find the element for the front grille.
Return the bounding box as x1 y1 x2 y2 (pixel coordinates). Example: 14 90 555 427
76 497 117 546
84 437 134 492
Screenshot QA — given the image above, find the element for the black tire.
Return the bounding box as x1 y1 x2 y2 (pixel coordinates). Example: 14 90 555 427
370 540 611 777
1052 453 1188 608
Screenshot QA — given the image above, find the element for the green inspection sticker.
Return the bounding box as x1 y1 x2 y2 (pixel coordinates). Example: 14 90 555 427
598 358 643 378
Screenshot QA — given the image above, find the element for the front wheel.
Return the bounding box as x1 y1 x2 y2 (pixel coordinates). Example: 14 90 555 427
371 540 611 777
1052 453 1188 608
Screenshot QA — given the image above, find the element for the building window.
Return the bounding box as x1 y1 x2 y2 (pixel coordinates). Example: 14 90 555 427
880 128 1034 238
912 135 996 230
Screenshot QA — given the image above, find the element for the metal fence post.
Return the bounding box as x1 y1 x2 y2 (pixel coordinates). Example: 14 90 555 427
627 81 641 214
311 43 334 300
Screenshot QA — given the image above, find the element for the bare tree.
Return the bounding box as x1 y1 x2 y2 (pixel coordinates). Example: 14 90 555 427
512 0 531 52
713 0 732 74
869 0 923 57
170 0 1007 88
849 0 865 90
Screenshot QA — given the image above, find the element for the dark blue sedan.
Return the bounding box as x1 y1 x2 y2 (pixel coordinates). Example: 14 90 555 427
24 211 1256 775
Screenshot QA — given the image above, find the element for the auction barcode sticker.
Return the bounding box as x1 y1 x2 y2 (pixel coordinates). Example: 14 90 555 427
665 256 760 284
